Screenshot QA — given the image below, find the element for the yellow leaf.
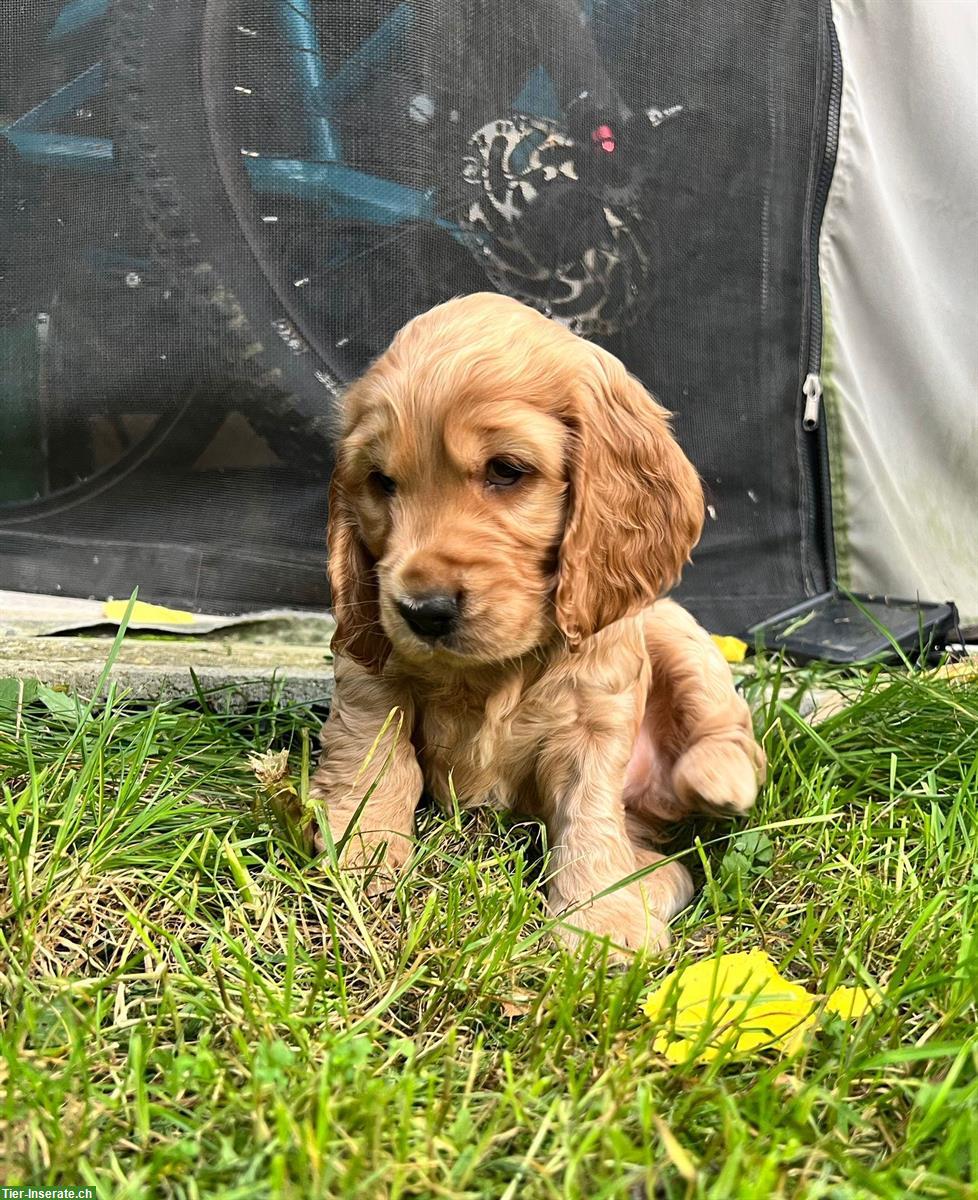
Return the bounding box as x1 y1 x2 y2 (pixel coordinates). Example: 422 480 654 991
643 951 880 1065
103 599 195 625
711 635 748 664
643 950 817 1064
824 985 877 1020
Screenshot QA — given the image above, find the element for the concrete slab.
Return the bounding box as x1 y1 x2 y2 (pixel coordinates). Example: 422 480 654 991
0 636 335 707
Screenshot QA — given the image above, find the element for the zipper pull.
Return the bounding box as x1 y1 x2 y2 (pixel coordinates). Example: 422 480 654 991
802 372 822 431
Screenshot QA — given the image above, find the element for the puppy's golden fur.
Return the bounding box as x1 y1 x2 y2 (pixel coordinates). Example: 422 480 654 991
312 293 765 953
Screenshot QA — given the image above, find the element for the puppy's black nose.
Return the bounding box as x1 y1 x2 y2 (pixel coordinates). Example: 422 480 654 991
396 593 460 640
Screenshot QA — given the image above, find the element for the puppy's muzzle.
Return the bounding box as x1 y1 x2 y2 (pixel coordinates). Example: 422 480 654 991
395 592 460 641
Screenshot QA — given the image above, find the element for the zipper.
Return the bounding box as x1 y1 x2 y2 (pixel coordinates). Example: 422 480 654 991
802 11 842 431
802 372 822 431
800 2 843 581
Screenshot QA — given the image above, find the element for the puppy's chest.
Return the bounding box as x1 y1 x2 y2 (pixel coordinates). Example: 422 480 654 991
413 700 536 813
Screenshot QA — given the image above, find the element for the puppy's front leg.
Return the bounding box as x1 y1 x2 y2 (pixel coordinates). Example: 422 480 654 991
540 709 692 955
310 656 422 889
644 600 766 817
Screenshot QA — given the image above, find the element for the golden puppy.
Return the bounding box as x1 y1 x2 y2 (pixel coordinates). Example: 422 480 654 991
312 292 765 953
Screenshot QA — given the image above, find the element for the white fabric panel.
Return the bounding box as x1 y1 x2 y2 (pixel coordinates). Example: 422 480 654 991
820 0 978 623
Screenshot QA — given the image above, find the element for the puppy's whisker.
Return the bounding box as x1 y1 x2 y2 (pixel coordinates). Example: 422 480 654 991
333 598 384 614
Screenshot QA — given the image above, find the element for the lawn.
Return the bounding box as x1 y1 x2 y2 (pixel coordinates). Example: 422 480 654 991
0 648 975 1198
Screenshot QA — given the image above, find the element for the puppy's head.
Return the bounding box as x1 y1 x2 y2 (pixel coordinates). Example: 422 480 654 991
328 293 704 671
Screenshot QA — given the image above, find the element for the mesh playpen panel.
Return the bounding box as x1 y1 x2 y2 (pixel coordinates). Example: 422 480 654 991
1 0 839 629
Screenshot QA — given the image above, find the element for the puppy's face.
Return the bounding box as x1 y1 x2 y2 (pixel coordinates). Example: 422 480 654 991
328 293 704 672
342 376 568 666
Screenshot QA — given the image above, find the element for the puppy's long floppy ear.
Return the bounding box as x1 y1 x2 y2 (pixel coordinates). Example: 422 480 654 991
327 469 391 672
556 348 705 646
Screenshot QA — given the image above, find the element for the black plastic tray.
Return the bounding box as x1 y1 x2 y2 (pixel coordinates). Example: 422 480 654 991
747 591 959 664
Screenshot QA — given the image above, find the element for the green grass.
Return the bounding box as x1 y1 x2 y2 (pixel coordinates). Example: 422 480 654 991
0 656 976 1198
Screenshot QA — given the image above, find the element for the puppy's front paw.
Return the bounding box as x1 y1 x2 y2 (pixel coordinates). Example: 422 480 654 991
312 820 412 896
548 886 673 959
672 736 764 816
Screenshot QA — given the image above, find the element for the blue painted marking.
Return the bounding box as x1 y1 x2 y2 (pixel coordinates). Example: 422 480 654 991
48 0 108 42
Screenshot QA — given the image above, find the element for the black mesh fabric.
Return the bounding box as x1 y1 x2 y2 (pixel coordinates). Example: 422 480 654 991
0 0 835 630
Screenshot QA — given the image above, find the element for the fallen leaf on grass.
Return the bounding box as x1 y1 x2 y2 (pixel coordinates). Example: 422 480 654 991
643 949 878 1065
499 995 534 1019
823 985 876 1019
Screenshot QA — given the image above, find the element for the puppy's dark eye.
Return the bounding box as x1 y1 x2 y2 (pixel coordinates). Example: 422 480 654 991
369 471 397 496
485 458 529 488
